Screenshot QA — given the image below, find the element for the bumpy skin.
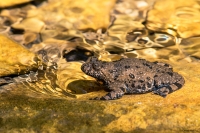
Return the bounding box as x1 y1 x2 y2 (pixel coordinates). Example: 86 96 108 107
81 56 185 100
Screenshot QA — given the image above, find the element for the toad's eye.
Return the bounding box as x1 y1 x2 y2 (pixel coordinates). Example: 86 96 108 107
92 63 100 70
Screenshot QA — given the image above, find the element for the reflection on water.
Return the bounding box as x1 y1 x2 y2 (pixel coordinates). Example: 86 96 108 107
180 37 200 61
1 0 200 99
146 0 200 38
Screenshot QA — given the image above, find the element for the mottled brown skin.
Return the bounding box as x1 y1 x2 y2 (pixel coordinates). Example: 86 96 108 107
81 56 185 100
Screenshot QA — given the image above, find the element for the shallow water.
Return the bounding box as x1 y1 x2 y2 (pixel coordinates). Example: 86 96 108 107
1 0 200 132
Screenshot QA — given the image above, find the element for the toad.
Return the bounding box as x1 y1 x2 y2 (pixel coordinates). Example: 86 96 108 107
81 56 185 100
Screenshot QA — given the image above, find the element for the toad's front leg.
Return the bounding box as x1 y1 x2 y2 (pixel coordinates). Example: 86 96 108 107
92 83 126 100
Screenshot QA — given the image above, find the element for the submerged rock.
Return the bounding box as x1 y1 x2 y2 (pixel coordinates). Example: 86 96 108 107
146 0 200 38
12 0 116 32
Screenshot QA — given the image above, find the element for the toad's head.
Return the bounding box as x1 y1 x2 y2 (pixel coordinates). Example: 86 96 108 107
81 56 106 81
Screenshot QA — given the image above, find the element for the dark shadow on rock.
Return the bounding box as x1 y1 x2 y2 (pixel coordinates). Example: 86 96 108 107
67 80 105 94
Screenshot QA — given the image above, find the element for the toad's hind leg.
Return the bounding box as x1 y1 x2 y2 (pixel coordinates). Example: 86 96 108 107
153 73 185 97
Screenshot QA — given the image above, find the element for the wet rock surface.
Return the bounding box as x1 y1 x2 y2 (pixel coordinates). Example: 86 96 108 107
0 57 199 132
0 0 200 132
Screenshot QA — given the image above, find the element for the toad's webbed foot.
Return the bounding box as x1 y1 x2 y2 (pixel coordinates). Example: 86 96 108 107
90 89 125 100
100 90 124 100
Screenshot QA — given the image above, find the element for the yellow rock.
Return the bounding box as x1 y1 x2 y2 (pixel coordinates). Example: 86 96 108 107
0 0 32 8
146 0 200 38
0 34 38 76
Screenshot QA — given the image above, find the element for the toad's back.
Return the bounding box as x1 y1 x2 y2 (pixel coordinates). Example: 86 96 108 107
81 57 185 100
